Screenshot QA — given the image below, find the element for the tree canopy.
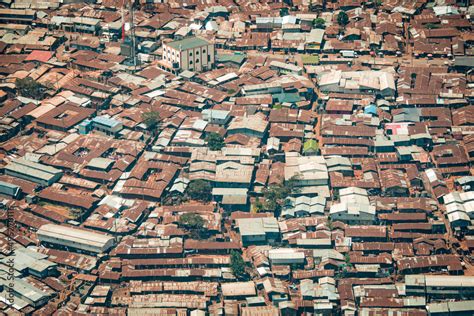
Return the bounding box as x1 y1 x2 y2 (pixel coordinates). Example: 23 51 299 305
337 11 349 26
313 18 326 28
178 213 205 229
178 213 206 239
142 111 161 131
230 250 246 279
15 77 44 99
205 132 225 151
186 179 212 202
256 175 301 214
336 253 354 279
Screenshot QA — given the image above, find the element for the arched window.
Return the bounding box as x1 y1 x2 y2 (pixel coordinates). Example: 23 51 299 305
196 58 199 63
190 60 193 64
189 52 193 56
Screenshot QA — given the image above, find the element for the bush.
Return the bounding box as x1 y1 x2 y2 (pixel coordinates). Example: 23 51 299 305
425 23 440 29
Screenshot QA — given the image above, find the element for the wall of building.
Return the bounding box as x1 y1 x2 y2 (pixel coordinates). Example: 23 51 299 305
163 42 214 72
180 44 214 71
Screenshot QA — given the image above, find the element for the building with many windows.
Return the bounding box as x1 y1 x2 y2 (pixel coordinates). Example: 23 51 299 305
161 36 214 73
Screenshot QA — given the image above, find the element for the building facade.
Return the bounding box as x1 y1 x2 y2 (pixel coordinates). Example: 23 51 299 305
162 36 215 72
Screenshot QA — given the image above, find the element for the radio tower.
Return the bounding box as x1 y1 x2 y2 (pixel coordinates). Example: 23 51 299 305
121 4 125 42
120 1 137 70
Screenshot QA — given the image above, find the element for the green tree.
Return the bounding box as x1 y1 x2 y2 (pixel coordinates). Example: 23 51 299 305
178 213 206 239
260 175 301 213
313 18 326 29
163 194 186 206
335 265 351 279
285 175 301 195
254 197 264 212
337 11 349 26
186 180 212 202
205 132 225 151
15 77 44 99
230 250 246 279
344 253 352 266
142 111 161 131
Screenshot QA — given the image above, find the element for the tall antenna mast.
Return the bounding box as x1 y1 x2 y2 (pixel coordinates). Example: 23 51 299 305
121 3 125 42
130 0 137 70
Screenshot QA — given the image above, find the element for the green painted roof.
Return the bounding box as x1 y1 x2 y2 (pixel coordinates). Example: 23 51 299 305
303 139 318 153
167 37 210 51
216 53 246 65
301 54 319 65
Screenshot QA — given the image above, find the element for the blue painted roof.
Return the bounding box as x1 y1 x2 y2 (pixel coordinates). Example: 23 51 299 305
92 116 121 128
364 104 377 115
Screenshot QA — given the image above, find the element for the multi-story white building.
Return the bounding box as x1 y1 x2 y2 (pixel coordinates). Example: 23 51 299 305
162 36 214 72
